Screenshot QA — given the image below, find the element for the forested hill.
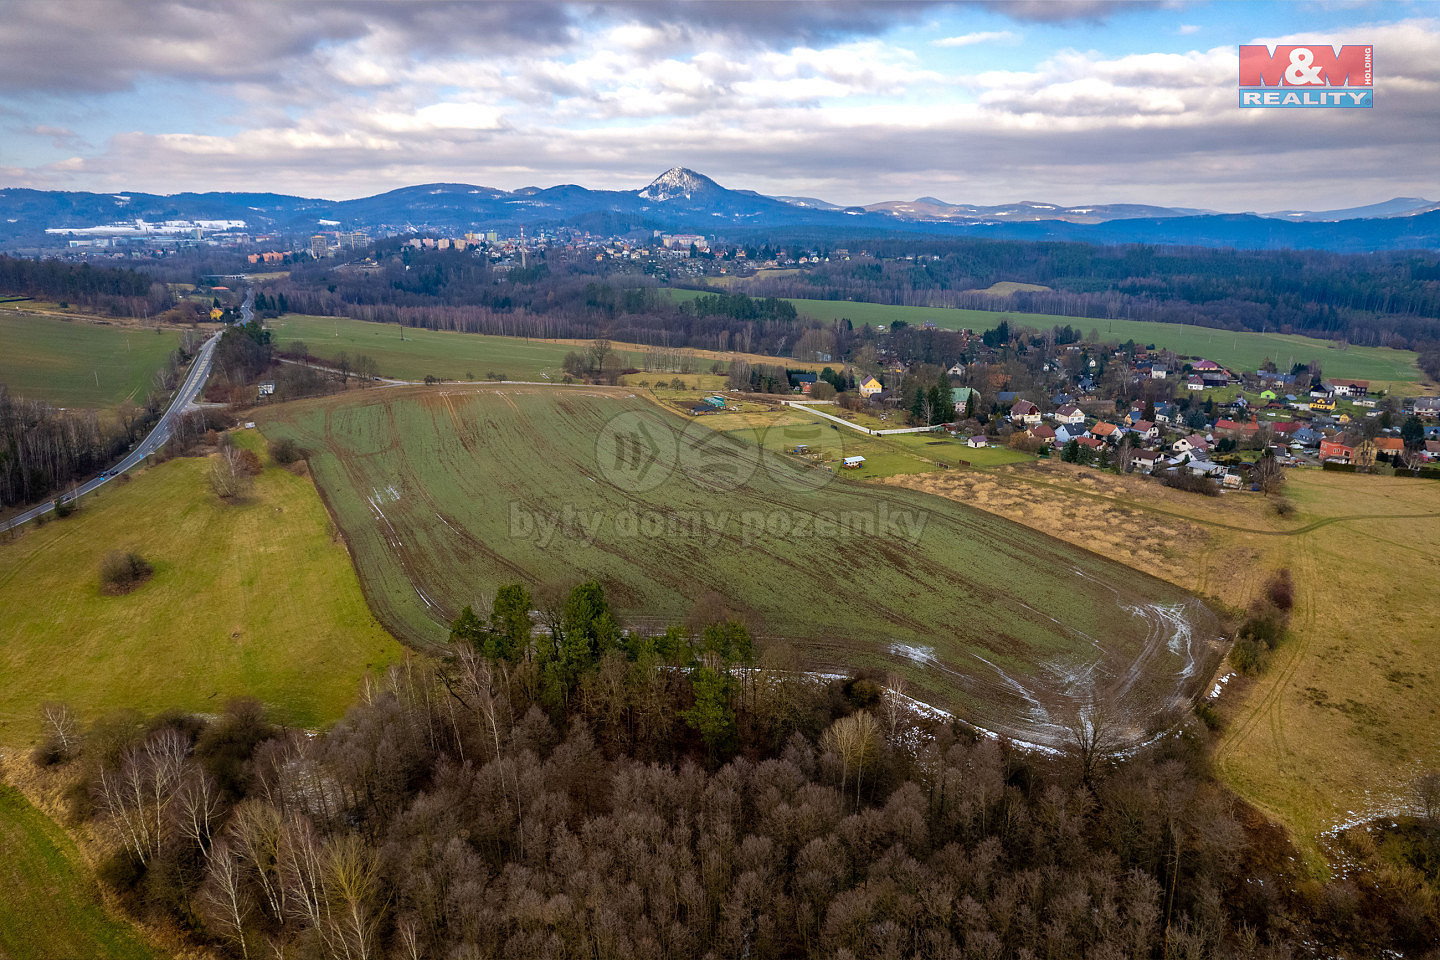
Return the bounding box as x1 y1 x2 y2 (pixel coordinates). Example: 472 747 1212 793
257 239 1440 351
0 254 169 316
735 239 1440 349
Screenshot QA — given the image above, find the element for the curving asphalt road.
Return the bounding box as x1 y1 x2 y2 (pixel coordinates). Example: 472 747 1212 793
6 327 224 529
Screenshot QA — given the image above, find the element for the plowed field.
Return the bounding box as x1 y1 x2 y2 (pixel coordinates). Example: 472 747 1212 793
261 385 1221 747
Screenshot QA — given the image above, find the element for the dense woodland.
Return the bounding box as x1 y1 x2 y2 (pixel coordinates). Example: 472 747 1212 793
34 581 1440 960
737 239 1440 349
244 238 1440 361
0 253 172 317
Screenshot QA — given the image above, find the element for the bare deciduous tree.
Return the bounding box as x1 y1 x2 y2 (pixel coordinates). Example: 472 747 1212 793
40 701 80 756
1064 699 1122 787
201 840 254 960
321 835 383 960
821 711 879 811
173 766 222 854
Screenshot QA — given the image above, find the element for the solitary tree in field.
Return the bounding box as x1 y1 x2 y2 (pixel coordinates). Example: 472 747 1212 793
1252 453 1285 496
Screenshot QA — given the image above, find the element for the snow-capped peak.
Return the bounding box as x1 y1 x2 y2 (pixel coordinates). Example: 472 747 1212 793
637 167 718 202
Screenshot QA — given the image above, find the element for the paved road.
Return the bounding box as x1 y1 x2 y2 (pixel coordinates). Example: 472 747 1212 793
6 329 224 528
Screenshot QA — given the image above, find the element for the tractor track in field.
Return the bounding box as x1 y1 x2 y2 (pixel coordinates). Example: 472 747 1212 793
261 385 1233 749
1214 534 1319 833
995 470 1440 537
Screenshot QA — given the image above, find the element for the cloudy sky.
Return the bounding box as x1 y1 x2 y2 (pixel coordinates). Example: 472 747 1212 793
1 0 1436 210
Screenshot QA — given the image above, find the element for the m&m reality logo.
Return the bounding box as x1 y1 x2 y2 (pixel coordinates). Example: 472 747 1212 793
1238 44 1372 108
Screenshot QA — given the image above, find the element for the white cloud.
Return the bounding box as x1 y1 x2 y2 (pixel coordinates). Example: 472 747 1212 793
1 5 1436 212
1177 24 1200 35
934 31 1018 47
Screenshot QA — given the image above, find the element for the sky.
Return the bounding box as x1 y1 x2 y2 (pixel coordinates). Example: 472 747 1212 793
1 0 1437 211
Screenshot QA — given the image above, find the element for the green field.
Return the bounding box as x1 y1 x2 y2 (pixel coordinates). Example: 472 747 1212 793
0 312 181 408
704 407 1033 479
0 431 402 746
0 786 159 960
260 385 1217 746
668 289 1423 386
268 314 648 382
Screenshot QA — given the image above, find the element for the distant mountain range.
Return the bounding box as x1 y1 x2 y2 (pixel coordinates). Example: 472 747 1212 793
3 167 1437 254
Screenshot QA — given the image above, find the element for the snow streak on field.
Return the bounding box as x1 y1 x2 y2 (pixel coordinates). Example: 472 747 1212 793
262 385 1222 748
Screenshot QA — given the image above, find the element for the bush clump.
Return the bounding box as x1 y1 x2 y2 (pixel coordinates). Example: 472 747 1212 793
267 437 303 465
99 551 154 595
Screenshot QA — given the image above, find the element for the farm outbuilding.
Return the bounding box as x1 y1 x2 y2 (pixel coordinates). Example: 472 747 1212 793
842 456 866 468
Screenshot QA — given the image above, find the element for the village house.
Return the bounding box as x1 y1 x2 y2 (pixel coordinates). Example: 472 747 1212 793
1186 376 1206 391
1010 399 1042 425
1373 436 1405 457
951 386 978 413
1054 423 1089 445
1028 424 1057 445
858 376 883 398
1053 404 1085 426
1326 378 1370 398
1172 433 1210 456
1090 421 1122 442
1130 419 1159 441
1413 397 1440 418
1130 448 1160 473
1319 438 1354 462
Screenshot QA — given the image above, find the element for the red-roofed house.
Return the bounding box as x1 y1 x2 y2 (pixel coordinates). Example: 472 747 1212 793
1374 437 1404 455
1054 404 1085 425
1028 424 1057 445
1131 419 1158 440
1010 400 1041 425
1173 434 1210 455
1090 422 1121 441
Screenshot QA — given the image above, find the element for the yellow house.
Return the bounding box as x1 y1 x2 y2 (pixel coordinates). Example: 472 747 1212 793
1312 397 1335 412
858 376 883 398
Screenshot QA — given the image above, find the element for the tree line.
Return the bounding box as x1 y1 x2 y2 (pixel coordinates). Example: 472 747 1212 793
0 253 171 317
0 330 202 508
31 579 1440 959
737 239 1440 349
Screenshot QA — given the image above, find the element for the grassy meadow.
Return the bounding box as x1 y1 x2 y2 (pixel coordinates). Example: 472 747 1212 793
667 288 1424 388
0 311 181 408
0 785 159 960
269 313 644 382
259 384 1216 747
268 314 829 384
887 460 1440 870
0 430 402 747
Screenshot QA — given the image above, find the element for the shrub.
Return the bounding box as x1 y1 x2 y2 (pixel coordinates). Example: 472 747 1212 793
100 551 155 594
1273 497 1296 517
268 438 303 465
1266 569 1295 612
52 497 75 518
1194 700 1222 731
1230 636 1266 673
1163 470 1220 496
237 448 263 475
